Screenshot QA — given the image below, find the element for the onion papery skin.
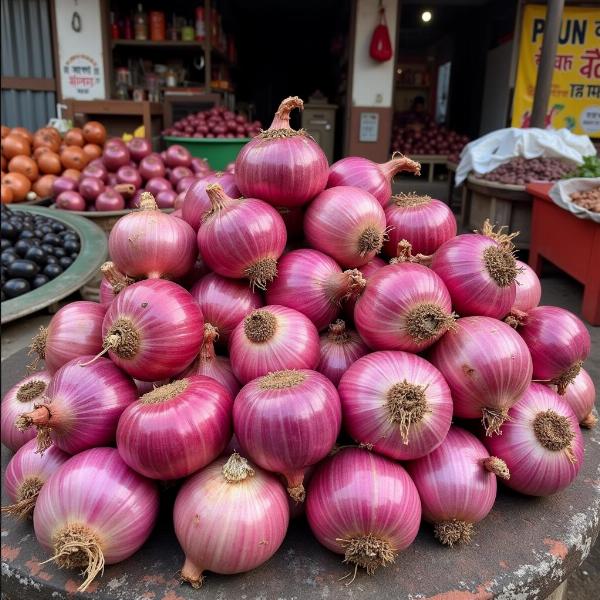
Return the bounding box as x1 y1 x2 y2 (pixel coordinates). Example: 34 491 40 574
108 193 196 280
345 256 386 319
407 427 500 545
117 376 233 480
266 249 366 331
174 453 289 583
98 262 133 306
304 186 387 268
1 371 52 452
384 194 457 256
306 448 421 573
430 233 517 319
235 96 329 208
317 320 369 386
516 306 590 395
559 368 596 427
429 316 533 435
229 305 320 384
233 369 342 499
339 351 453 460
513 260 542 312
182 346 240 399
34 448 159 590
18 356 137 455
354 263 454 352
102 279 204 381
190 273 262 345
484 384 584 496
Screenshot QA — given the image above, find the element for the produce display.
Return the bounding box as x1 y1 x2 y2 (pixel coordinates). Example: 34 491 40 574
1 95 595 594
475 156 573 185
390 121 469 158
564 155 600 179
569 186 600 212
0 205 80 301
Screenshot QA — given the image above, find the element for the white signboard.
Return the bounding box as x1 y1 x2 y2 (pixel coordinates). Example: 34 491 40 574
359 112 379 142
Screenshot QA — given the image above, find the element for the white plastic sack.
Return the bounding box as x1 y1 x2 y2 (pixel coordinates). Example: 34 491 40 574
548 178 600 224
455 128 597 186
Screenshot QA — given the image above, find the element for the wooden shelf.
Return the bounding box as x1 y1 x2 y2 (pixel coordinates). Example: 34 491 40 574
112 39 204 48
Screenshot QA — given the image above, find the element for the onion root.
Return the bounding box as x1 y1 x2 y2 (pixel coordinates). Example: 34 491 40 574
1 476 43 519
434 519 473 546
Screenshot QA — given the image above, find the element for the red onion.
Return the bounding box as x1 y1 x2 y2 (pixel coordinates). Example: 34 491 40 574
78 176 105 201
99 261 133 305
129 188 144 208
235 96 329 208
145 176 172 197
160 150 168 161
116 165 142 189
514 306 590 394
267 249 366 331
513 260 542 312
190 273 262 345
56 190 85 211
304 186 387 267
139 153 166 180
234 369 341 501
52 176 77 197
182 172 239 231
430 221 518 318
34 447 159 592
327 154 421 207
16 356 137 454
170 165 193 185
176 175 197 194
198 184 286 289
108 193 196 279
384 193 457 255
107 172 118 187
485 383 583 496
127 137 152 162
229 305 320 384
345 256 386 318
339 350 453 460
102 279 204 380
174 452 289 586
155 188 177 208
102 142 130 171
1 371 52 452
106 137 126 148
165 144 192 168
407 427 510 546
81 163 108 182
174 191 186 209
317 319 369 385
429 316 533 435
2 439 69 519
95 187 125 211
306 448 421 575
190 157 210 175
559 368 596 428
29 301 107 374
354 263 454 352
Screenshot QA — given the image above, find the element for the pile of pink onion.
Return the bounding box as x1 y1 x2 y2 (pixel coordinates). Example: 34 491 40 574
1 95 595 593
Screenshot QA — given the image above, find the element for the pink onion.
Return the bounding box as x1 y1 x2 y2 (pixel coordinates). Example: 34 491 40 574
190 273 262 345
116 165 142 189
165 144 192 168
107 172 118 187
155 188 176 208
306 448 421 574
127 137 152 162
145 176 172 197
174 452 289 586
2 439 69 519
56 190 85 211
52 176 77 197
317 319 369 385
198 184 286 289
102 142 130 171
108 193 196 279
176 175 197 194
512 260 542 312
304 186 387 267
235 96 329 208
229 305 320 384
98 261 133 305
34 447 159 592
354 263 454 352
327 154 421 207
170 165 193 185
95 187 125 211
339 350 453 460
81 163 108 183
384 193 457 255
234 369 341 501
1 371 52 452
190 157 210 175
16 356 137 454
429 316 533 435
78 176 105 202
407 427 510 545
266 249 366 331
29 301 107 374
559 368 596 428
174 191 186 209
139 153 166 180
345 256 386 318
485 383 583 496
430 221 518 318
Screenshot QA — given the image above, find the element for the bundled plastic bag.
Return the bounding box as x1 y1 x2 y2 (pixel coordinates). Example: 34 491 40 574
549 178 600 223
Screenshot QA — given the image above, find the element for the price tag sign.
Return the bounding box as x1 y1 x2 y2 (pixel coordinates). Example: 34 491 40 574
359 112 379 142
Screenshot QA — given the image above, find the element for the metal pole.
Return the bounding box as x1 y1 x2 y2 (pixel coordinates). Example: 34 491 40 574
530 0 565 128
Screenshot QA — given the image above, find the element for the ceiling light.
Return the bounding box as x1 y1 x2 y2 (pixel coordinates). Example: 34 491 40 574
421 10 432 23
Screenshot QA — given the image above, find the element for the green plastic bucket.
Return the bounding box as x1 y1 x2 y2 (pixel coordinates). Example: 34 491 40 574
163 136 251 171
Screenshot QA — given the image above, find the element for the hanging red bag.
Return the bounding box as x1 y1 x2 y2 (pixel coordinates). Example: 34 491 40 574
369 5 393 62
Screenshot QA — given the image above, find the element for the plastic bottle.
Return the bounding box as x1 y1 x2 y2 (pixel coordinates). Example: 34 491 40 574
134 4 148 41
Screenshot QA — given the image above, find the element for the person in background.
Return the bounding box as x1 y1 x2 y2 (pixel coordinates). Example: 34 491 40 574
397 96 431 130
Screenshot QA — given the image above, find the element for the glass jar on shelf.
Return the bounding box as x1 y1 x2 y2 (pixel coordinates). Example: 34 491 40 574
146 74 161 102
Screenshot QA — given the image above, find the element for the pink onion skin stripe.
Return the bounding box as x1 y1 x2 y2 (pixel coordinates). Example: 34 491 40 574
4 439 69 504
102 279 204 381
428 316 533 421
558 368 596 425
1 371 51 452
431 234 516 319
304 186 387 268
354 263 453 352
173 455 289 576
484 384 584 496
306 448 421 556
233 370 342 488
34 448 159 564
345 256 386 319
116 375 233 480
99 278 116 305
182 353 240 399
512 260 542 312
338 351 453 460
407 427 498 525
317 324 369 386
191 273 262 345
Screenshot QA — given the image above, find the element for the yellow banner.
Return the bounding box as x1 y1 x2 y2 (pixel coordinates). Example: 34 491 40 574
512 5 600 136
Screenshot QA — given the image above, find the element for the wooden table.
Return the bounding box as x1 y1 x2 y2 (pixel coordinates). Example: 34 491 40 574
410 155 449 183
